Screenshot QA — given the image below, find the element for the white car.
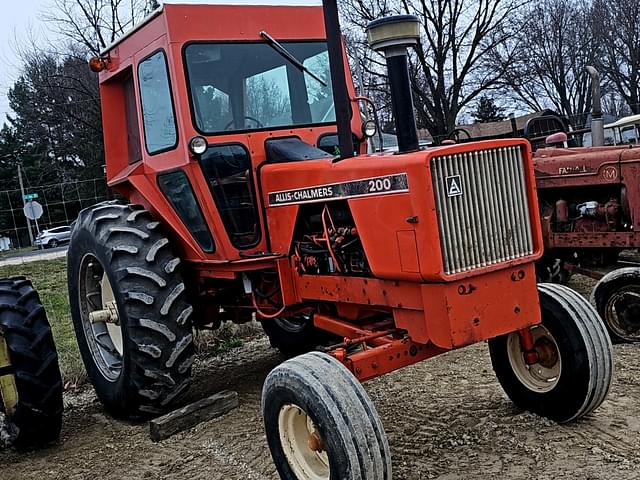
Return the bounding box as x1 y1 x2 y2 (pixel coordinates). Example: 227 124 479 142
35 226 72 248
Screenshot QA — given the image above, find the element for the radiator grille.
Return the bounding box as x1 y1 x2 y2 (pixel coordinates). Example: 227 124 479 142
431 145 534 275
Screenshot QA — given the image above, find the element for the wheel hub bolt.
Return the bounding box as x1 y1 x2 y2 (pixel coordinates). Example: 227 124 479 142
308 431 325 452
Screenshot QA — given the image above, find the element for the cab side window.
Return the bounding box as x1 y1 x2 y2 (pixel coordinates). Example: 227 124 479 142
138 50 178 154
123 74 142 164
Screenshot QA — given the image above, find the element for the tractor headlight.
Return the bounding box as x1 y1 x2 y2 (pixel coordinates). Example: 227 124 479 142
188 136 208 156
362 120 377 138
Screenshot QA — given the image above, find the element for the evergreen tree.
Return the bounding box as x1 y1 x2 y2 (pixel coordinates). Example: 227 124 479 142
471 96 506 123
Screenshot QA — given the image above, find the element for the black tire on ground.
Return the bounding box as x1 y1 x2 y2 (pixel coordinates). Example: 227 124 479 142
489 283 613 423
591 267 640 343
48 239 58 249
67 202 195 419
260 316 336 358
0 277 63 449
262 351 391 480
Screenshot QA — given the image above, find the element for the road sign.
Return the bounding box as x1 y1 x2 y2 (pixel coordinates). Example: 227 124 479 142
23 201 43 220
23 193 38 201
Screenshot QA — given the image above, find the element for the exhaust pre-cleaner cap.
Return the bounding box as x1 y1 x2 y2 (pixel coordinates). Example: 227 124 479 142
366 15 420 52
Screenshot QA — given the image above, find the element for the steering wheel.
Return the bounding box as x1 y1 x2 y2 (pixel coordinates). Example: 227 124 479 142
447 128 472 142
224 116 264 130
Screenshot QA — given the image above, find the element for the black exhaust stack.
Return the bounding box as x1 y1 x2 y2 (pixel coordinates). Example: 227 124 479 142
366 15 420 153
322 0 354 160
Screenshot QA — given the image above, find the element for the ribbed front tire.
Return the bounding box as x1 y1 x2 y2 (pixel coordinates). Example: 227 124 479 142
592 267 640 343
489 283 613 423
262 351 391 480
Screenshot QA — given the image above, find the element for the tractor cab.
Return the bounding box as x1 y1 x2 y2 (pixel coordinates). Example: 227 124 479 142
94 2 363 261
71 3 614 476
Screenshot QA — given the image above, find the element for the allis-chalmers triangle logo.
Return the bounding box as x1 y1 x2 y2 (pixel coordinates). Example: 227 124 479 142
445 175 463 197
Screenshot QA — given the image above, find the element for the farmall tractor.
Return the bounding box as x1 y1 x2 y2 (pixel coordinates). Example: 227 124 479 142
532 69 640 343
534 143 640 342
71 2 613 478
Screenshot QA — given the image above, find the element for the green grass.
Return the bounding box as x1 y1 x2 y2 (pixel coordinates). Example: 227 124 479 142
0 258 85 386
194 326 246 356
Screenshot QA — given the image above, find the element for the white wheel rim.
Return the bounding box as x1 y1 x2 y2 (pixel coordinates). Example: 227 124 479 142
278 404 330 480
507 325 562 393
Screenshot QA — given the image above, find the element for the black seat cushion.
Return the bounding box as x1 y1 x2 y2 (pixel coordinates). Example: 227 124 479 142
265 137 333 163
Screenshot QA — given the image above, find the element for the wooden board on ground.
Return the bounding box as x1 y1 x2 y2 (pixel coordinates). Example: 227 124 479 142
149 390 239 442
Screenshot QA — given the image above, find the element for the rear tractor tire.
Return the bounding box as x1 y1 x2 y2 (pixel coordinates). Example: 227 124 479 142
535 257 571 284
261 315 337 358
67 202 195 418
262 351 391 480
0 277 63 449
489 283 613 423
592 267 640 343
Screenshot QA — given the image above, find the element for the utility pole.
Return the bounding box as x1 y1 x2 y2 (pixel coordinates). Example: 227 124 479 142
17 164 34 246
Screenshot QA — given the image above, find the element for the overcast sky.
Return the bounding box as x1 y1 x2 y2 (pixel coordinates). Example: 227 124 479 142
0 0 48 126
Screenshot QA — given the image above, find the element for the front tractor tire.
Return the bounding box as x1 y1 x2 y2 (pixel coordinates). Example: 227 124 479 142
262 351 391 480
591 267 640 343
68 203 195 419
489 283 613 423
0 277 63 449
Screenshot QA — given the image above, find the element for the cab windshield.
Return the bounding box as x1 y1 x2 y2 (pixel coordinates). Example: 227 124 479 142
184 41 335 134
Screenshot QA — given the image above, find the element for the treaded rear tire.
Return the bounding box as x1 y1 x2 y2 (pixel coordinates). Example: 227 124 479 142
262 351 391 480
489 283 613 423
261 316 337 358
591 267 640 343
67 202 195 419
0 277 63 449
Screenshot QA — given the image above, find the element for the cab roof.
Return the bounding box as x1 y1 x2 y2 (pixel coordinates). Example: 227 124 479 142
101 1 326 57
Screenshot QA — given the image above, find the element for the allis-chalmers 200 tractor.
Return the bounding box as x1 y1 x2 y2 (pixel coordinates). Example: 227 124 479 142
69 2 613 478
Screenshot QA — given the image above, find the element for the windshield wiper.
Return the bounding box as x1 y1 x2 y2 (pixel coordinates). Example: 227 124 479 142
259 31 328 87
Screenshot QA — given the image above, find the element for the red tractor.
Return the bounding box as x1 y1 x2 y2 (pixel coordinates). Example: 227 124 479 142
530 68 640 343
534 143 640 342
69 2 613 478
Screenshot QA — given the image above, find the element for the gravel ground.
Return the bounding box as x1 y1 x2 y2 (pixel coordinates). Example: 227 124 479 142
2 274 640 480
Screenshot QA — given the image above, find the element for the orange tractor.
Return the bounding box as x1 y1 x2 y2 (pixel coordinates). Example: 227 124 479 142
70 2 613 477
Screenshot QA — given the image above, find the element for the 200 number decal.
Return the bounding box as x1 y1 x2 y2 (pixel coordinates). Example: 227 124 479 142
368 177 393 192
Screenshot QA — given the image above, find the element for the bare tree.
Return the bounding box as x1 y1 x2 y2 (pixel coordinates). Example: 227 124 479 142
44 0 157 55
593 0 640 114
490 0 598 128
602 92 632 118
342 0 523 140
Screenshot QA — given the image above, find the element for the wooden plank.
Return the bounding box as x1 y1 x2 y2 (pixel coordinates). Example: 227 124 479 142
149 390 239 442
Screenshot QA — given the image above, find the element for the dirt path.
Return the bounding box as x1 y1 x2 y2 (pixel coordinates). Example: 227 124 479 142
3 275 640 479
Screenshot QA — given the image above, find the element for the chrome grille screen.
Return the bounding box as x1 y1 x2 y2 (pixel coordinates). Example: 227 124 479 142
431 145 534 275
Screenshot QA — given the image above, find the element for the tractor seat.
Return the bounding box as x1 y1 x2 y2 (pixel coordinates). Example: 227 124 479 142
265 137 333 164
